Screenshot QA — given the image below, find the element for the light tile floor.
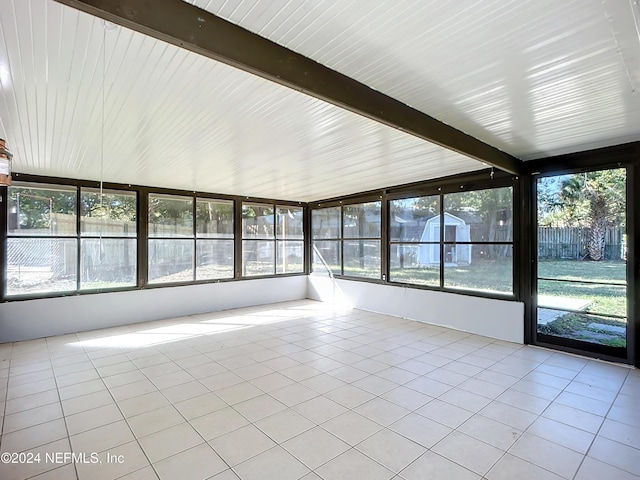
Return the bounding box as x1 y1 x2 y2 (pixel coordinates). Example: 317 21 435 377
0 300 638 480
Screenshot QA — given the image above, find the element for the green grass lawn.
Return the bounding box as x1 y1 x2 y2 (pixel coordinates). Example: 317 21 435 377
537 259 627 317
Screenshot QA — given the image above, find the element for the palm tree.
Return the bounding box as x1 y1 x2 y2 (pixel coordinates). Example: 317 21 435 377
558 170 625 261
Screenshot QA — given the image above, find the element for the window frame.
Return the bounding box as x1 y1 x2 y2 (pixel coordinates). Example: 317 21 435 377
0 173 305 302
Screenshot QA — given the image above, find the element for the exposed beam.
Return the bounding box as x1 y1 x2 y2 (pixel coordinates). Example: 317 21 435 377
54 0 523 175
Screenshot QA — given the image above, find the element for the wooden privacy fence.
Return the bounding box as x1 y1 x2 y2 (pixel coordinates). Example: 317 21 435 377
538 226 625 260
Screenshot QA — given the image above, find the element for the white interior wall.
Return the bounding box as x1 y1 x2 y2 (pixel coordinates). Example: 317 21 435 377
0 274 523 344
308 275 524 343
0 276 307 343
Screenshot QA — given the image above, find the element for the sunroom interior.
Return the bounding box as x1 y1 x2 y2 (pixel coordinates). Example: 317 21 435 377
0 1 639 479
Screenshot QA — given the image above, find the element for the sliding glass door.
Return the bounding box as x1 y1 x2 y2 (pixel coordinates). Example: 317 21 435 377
535 167 629 359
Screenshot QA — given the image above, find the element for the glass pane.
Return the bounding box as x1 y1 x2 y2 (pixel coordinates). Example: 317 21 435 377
444 187 512 242
6 238 77 295
311 207 340 239
538 259 626 285
81 188 137 236
243 203 274 239
537 310 626 348
243 240 275 276
343 202 381 238
343 240 381 278
148 194 193 237
148 239 194 283
277 241 304 274
389 243 439 286
196 240 234 280
312 240 341 275
8 184 77 236
276 206 303 239
538 280 626 318
444 244 512 294
536 168 627 349
390 196 440 242
80 239 136 289
196 199 234 238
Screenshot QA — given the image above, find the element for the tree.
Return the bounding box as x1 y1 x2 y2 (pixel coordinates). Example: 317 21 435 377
539 169 626 261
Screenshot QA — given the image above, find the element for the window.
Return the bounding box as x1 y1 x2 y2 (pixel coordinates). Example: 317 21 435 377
6 183 78 295
80 188 137 289
242 203 275 276
311 201 381 279
443 186 513 294
242 203 304 276
196 199 234 280
389 195 440 286
343 201 381 278
311 207 341 275
276 206 304 274
148 194 194 284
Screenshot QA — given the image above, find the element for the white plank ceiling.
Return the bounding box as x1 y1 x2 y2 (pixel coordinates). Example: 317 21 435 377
1 0 639 202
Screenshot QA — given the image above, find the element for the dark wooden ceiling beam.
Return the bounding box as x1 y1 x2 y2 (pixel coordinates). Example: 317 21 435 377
55 0 523 175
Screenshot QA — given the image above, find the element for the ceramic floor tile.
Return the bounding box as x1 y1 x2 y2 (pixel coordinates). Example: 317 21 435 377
324 384 375 409
0 302 636 480
190 406 249 440
0 418 68 453
315 448 394 480
148 370 194 390
404 375 453 397
255 408 315 443
269 383 318 407
233 445 311 480
127 405 185 437
200 371 245 392
139 422 203 463
587 436 640 476
432 431 504 476
161 380 209 403
117 391 172 418
389 412 451 448
574 456 640 480
480 401 538 431
55 368 101 388
293 395 348 424
607 404 640 428
209 424 276 466
4 389 60 416
2 402 63 434
70 419 135 455
0 438 72 480
109 379 158 402
28 463 78 480
321 411 383 446
416 399 474 429
209 469 242 480
354 397 410 427
495 389 551 415
282 426 349 469
598 418 640 450
508 432 584 479
76 441 150 480
400 451 480 480
527 416 595 454
101 370 147 389
215 382 263 405
65 403 124 435
541 403 604 434
438 388 491 413
352 375 397 396
486 453 564 480
356 428 425 473
118 465 160 479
